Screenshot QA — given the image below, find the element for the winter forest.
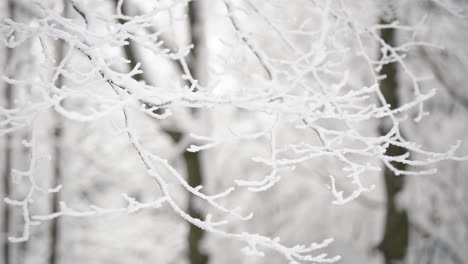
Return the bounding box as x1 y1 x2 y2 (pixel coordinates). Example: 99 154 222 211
1 0 468 263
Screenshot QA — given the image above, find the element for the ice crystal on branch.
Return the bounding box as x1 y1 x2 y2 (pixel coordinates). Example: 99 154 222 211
1 0 466 263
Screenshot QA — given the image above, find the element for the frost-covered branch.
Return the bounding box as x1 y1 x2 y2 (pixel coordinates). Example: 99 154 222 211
1 0 467 262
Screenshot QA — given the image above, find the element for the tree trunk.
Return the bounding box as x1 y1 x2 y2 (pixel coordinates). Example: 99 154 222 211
2 2 15 264
49 122 62 264
49 3 69 264
185 2 208 264
116 1 208 263
2 69 12 264
376 17 410 264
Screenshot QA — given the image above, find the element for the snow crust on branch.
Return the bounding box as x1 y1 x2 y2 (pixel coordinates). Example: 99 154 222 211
1 0 466 262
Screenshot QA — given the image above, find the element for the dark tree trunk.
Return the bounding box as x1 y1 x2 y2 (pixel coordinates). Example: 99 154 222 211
49 95 63 264
184 150 208 264
376 17 409 264
2 3 15 264
49 3 69 264
185 2 208 264
2 76 12 264
49 122 62 264
116 1 208 263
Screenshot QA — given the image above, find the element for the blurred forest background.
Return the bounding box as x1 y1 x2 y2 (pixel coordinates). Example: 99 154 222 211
1 0 468 264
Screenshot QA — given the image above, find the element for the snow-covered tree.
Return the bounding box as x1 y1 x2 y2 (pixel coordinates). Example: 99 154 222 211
1 0 466 263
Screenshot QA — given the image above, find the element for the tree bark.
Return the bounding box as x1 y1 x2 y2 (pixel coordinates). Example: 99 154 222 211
116 1 208 263
2 65 13 264
2 3 15 264
376 17 410 264
185 2 208 264
49 3 69 264
49 122 62 264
